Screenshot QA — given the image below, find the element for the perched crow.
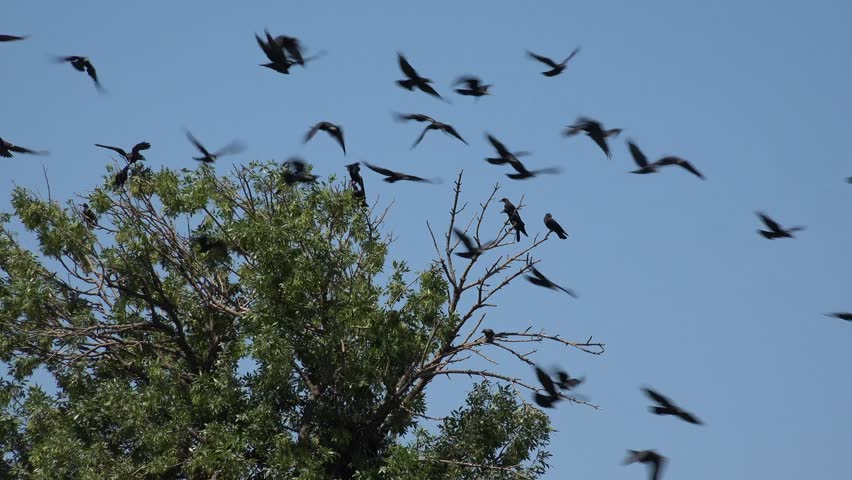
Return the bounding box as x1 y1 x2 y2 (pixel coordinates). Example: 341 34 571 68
453 75 491 98
363 162 436 184
80 203 97 228
185 130 244 163
345 162 366 203
564 117 622 158
627 141 704 179
282 158 319 185
304 121 346 154
524 265 577 298
396 53 443 100
113 164 130 188
0 137 47 158
642 387 703 425
54 55 103 91
256 29 294 74
482 328 495 343
623 450 666 480
499 197 517 215
527 47 580 77
543 213 568 239
95 141 150 164
755 211 805 239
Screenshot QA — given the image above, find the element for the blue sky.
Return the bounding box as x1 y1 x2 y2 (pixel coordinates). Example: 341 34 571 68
4 1 851 478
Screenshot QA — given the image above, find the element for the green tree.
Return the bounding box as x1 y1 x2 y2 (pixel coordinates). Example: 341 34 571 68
0 161 604 479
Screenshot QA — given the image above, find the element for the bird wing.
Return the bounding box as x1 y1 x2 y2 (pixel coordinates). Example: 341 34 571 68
327 126 346 153
659 156 704 179
535 366 558 396
132 141 151 155
412 126 431 148
6 143 40 154
304 124 321 143
546 217 564 234
185 131 211 157
287 158 307 173
394 112 432 123
651 454 666 480
95 144 128 157
561 46 581 65
628 141 649 167
213 140 246 157
83 61 100 85
453 228 476 252
678 410 704 425
486 134 512 158
363 162 397 178
400 173 431 183
0 35 27 42
442 124 467 144
417 82 444 100
590 133 611 157
397 53 418 78
643 388 675 408
526 50 558 68
531 167 562 176
756 212 782 232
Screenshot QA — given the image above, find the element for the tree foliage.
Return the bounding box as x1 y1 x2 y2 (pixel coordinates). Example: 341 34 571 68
0 161 603 478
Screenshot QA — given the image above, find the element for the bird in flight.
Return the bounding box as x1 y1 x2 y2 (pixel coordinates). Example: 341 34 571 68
185 131 244 164
0 137 47 158
627 141 705 180
755 211 805 239
525 265 577 298
563 117 622 158
54 55 103 91
304 121 346 154
623 449 666 480
282 158 319 185
95 141 151 164
453 228 495 259
453 76 491 98
543 213 569 239
363 162 436 184
396 53 444 101
394 113 466 148
485 134 558 179
534 366 562 408
527 47 580 77
0 35 27 42
256 29 294 75
825 312 852 322
555 370 584 390
642 387 703 425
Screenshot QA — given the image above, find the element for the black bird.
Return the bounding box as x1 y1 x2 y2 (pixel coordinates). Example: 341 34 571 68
846 177 852 184
643 387 703 425
55 56 103 91
524 265 577 298
363 162 435 184
0 137 47 158
623 450 666 480
499 198 517 215
453 228 494 259
256 29 294 74
396 53 443 100
346 162 365 192
755 211 805 239
95 142 150 164
395 113 466 148
185 131 244 164
304 121 346 154
485 134 530 169
0 35 27 42
627 141 704 180
482 328 495 343
505 159 561 180
80 203 97 228
533 392 560 409
564 117 622 158
453 75 491 98
272 34 305 66
535 366 559 397
555 370 584 390
527 47 580 77
113 164 130 188
543 213 568 239
282 158 319 185
192 234 229 260
498 200 527 242
825 312 852 322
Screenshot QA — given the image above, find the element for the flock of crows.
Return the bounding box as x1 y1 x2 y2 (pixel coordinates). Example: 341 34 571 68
1 28 848 480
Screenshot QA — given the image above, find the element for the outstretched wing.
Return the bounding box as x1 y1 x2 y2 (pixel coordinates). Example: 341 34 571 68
659 156 704 179
561 46 581 65
186 131 211 156
535 366 559 396
526 50 558 68
643 387 675 408
131 141 151 156
363 162 397 178
486 134 512 158
412 126 431 148
628 141 649 167
442 124 467 144
453 228 476 252
95 143 128 157
755 212 782 232
397 52 418 78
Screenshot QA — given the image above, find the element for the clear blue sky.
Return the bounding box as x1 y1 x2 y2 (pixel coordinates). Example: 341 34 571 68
4 1 851 478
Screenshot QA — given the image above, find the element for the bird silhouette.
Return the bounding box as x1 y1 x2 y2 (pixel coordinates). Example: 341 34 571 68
453 75 491 98
0 137 47 158
524 265 577 298
564 117 622 158
755 211 805 239
345 162 367 205
0 35 27 42
363 162 435 184
623 450 666 480
256 29 294 74
555 370 584 390
80 203 97 228
113 164 130 188
533 392 560 408
825 312 852 322
396 53 444 101
395 113 466 148
282 158 319 185
544 213 568 239
272 34 305 66
54 56 103 91
642 387 703 425
482 328 495 343
627 141 704 179
527 47 580 77
185 131 244 163
453 228 495 259
499 197 517 215
95 142 151 164
304 121 346 154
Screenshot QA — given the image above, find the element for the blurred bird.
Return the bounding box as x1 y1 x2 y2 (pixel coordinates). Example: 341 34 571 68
505 160 561 180
564 117 622 158
0 137 47 158
555 370 584 390
304 121 346 154
0 35 27 42
527 47 580 77
191 234 229 260
533 392 560 408
543 213 568 239
453 228 494 259
272 34 305 66
95 141 150 164
54 55 103 91
453 75 491 98
363 162 436 184
185 130 244 163
623 450 666 480
535 366 559 397
80 203 97 228
755 211 805 239
256 29 294 74
482 328 495 343
524 265 577 298
395 113 466 148
346 162 365 192
396 53 444 100
113 164 130 188
642 387 703 425
485 134 530 169
282 158 319 185
628 141 704 179
825 312 852 322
